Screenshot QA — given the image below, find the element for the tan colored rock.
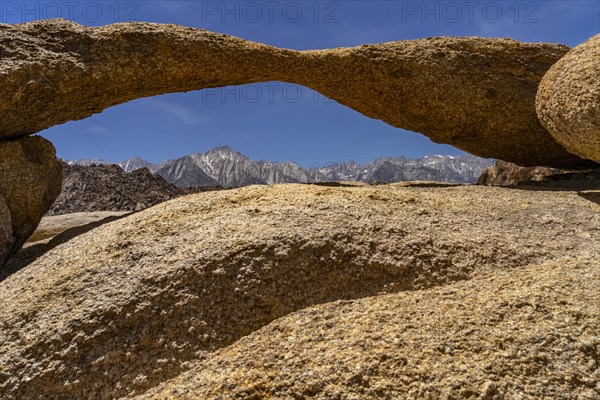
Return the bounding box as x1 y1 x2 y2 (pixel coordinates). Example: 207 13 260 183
0 136 62 266
477 160 562 186
0 19 293 138
478 160 600 188
537 34 600 163
0 194 12 266
0 19 595 168
0 184 598 399
299 38 592 169
27 211 132 243
141 258 600 400
0 211 132 283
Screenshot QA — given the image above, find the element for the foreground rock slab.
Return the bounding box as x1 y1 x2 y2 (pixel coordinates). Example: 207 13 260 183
0 19 595 168
0 184 598 399
537 34 600 163
141 259 600 400
0 136 62 266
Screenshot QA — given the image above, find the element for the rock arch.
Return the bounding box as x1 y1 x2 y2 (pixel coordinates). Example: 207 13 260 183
1 19 596 169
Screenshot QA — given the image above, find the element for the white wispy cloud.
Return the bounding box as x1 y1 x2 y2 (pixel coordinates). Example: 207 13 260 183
146 98 203 125
84 125 108 135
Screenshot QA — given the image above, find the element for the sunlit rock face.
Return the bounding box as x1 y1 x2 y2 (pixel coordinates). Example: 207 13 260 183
1 184 599 398
1 19 596 169
537 34 600 164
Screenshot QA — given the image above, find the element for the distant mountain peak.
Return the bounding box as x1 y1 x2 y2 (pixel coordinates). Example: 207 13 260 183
212 145 235 152
207 146 244 157
119 157 157 173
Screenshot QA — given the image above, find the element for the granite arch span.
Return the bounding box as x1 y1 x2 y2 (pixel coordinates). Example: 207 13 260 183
1 19 596 169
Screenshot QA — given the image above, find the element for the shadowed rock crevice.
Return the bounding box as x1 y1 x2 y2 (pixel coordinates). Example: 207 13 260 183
1 19 596 169
0 195 12 266
477 159 600 189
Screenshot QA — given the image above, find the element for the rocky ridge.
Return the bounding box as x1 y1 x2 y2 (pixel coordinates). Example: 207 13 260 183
48 162 224 215
66 157 159 173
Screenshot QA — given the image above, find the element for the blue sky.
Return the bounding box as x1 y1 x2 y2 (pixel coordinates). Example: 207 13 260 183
3 1 599 166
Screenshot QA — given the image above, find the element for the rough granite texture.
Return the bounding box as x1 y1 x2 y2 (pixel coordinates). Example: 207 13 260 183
0 212 132 283
140 259 600 400
0 194 12 266
28 211 132 243
0 19 595 168
477 160 564 186
0 184 598 399
0 136 62 266
537 34 600 163
477 159 600 188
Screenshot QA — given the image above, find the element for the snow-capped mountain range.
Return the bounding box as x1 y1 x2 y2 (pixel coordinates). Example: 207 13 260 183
67 146 494 188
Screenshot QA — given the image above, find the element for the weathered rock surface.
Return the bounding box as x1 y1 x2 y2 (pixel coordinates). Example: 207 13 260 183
0 194 12 266
0 184 598 399
0 136 62 266
478 160 563 186
141 258 600 400
48 162 225 215
537 34 600 163
0 19 595 168
0 212 132 283
477 159 600 189
298 38 592 169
